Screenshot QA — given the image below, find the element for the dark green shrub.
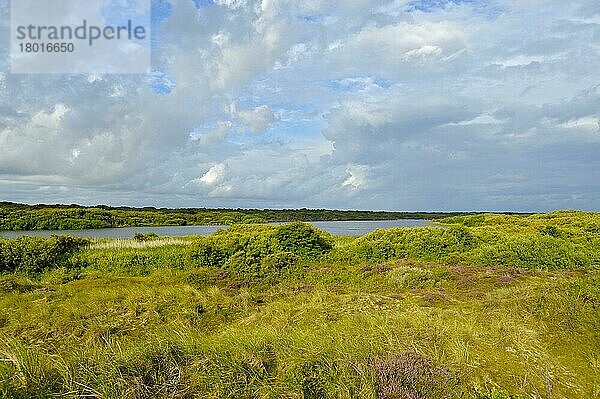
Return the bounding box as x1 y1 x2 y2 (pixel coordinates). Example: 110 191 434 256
441 214 487 227
475 235 589 270
585 224 600 234
0 235 89 274
352 241 396 263
539 225 567 239
223 251 258 275
406 230 451 260
273 222 333 259
133 232 159 241
260 251 301 273
184 224 329 281
443 226 477 250
185 239 232 268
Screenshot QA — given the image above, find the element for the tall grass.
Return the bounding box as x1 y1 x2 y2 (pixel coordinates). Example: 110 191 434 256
0 213 599 398
89 237 191 250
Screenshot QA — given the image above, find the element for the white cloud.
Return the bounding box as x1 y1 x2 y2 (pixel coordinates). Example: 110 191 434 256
329 20 468 78
231 104 276 134
0 0 599 211
560 116 600 131
214 0 248 10
191 122 232 147
445 113 504 126
199 163 229 186
343 164 370 190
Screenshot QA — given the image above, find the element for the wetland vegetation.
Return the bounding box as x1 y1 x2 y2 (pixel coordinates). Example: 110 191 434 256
0 202 488 231
0 211 598 398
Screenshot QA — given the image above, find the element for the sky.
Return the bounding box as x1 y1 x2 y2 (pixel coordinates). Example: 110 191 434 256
0 0 599 212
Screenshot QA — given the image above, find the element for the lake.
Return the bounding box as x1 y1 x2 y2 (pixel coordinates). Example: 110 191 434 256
0 219 433 239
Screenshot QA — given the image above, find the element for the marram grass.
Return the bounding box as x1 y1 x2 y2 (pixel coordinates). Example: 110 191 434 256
0 213 599 398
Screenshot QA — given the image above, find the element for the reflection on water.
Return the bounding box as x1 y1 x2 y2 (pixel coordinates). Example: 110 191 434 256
0 219 433 239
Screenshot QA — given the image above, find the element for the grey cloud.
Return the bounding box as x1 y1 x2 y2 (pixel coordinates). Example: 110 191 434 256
0 0 598 211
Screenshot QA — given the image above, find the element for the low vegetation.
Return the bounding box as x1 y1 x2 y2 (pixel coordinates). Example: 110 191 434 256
0 211 598 398
0 202 469 231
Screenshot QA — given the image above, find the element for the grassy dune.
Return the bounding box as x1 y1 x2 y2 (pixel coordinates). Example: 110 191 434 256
0 211 599 398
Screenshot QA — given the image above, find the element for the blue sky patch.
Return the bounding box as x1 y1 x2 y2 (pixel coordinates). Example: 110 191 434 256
407 0 503 17
152 0 173 24
149 70 176 94
193 0 214 9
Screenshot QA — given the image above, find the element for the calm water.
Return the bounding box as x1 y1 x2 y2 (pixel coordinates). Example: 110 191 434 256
0 219 432 239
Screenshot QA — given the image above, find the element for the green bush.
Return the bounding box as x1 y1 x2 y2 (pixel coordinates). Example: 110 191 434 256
539 225 567 239
0 235 89 274
185 223 331 280
328 214 597 270
133 232 159 242
273 222 333 258
474 235 589 270
185 239 232 268
260 251 301 273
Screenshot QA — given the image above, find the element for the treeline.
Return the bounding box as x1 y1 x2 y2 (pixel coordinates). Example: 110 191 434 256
0 202 472 231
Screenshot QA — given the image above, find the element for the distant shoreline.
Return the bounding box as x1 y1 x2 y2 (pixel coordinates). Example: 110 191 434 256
0 219 437 238
1 201 522 232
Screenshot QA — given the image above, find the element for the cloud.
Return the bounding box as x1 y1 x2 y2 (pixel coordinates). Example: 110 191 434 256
199 163 229 186
191 121 232 146
230 104 276 134
0 0 599 211
343 164 370 190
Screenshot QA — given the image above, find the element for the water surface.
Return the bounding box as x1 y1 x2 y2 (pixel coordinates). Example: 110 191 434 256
0 219 432 239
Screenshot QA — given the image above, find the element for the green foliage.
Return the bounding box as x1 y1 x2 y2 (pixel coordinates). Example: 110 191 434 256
328 212 600 270
272 222 333 258
186 239 232 268
0 275 39 293
0 236 598 397
0 212 599 396
74 245 186 276
0 235 88 274
184 223 330 282
0 201 458 231
133 232 159 241
260 252 301 273
474 234 589 270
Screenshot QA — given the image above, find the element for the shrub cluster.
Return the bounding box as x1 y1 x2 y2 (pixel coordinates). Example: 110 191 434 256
329 216 597 270
133 232 159 242
330 226 478 264
0 235 89 274
185 222 332 280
